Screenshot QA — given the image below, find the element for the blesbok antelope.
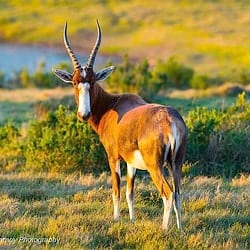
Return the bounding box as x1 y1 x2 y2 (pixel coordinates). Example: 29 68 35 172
53 20 188 231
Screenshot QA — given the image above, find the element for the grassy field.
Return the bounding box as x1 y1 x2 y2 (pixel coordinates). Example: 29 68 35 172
0 87 72 125
0 84 248 125
1 0 250 77
1 1 250 247
0 87 249 248
0 172 249 249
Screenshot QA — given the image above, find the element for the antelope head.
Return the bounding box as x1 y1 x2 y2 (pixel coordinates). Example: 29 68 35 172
53 20 115 121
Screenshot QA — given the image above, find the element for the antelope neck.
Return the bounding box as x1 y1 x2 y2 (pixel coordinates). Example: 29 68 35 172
88 83 120 132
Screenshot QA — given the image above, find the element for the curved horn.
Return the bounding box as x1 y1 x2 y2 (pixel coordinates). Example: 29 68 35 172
64 21 81 70
86 19 102 69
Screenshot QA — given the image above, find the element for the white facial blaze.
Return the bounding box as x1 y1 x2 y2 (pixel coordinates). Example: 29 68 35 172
78 82 90 118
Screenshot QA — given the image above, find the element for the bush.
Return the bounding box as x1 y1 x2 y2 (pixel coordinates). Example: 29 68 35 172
186 107 222 161
186 92 250 177
106 55 136 93
156 57 194 88
0 123 23 172
23 105 107 173
34 95 75 120
2 61 70 89
0 122 20 146
0 71 6 88
0 89 248 178
106 55 195 99
190 74 209 89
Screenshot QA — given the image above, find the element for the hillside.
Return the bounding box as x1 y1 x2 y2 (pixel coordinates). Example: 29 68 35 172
1 0 250 79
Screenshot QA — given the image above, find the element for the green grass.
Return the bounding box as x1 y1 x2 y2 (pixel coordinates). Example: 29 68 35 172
0 86 243 126
1 0 250 76
0 102 34 125
0 172 249 249
0 87 73 126
0 95 238 125
147 94 239 118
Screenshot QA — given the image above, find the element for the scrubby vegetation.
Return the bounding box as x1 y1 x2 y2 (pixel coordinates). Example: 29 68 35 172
0 106 106 174
1 1 250 247
106 55 196 99
0 91 249 178
23 105 107 173
2 55 249 101
186 92 250 177
0 61 69 89
0 53 249 247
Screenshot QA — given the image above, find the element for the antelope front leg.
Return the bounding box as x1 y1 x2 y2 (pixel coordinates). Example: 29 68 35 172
110 159 121 221
126 164 136 222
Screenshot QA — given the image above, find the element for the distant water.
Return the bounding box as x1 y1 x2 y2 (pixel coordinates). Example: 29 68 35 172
0 43 114 78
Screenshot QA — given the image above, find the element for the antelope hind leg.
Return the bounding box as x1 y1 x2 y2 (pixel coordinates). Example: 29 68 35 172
162 193 173 230
173 192 182 232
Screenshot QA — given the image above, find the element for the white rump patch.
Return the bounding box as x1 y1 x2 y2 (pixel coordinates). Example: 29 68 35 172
171 123 180 157
128 150 147 170
164 123 181 166
167 123 180 159
78 82 90 118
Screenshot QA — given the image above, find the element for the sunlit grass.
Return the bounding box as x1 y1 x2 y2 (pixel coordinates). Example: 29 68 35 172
0 87 72 102
0 84 248 125
0 87 73 125
0 172 249 248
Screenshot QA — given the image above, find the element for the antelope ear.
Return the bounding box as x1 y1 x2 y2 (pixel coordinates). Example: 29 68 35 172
52 68 73 84
96 66 115 81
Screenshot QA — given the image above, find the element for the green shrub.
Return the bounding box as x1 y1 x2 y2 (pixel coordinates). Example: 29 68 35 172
186 92 250 177
186 107 222 161
156 57 194 88
23 105 107 173
106 55 135 93
22 92 249 177
190 74 209 89
0 123 23 172
34 95 75 120
106 55 195 99
0 71 6 88
2 61 69 89
19 68 32 88
0 89 248 178
0 122 20 146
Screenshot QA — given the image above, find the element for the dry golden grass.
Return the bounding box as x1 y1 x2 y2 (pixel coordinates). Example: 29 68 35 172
168 83 250 99
0 172 249 249
0 87 73 103
0 87 74 124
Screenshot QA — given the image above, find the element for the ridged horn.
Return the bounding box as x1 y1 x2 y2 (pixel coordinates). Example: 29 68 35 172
86 19 102 69
64 21 81 70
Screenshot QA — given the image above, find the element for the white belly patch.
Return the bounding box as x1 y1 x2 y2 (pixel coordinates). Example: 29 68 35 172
127 150 147 170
